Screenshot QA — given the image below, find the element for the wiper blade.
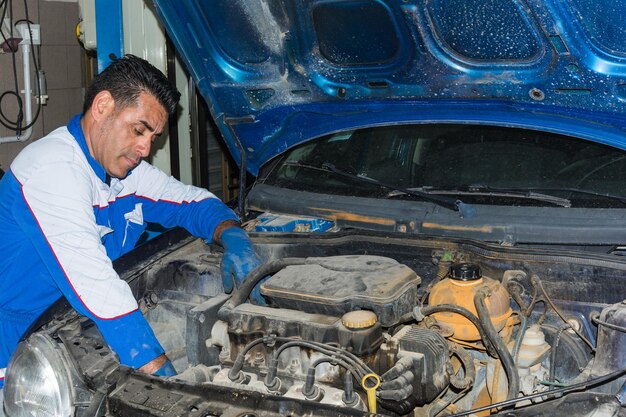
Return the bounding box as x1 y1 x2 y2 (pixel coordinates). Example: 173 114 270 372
282 160 328 172
396 185 572 208
320 163 476 218
524 187 626 205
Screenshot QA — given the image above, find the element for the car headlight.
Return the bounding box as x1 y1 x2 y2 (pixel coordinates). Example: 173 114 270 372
4 333 74 417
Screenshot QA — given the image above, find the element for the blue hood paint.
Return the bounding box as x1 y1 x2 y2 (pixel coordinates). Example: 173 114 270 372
152 0 626 175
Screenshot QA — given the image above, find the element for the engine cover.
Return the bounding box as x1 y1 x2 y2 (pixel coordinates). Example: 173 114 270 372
260 255 421 327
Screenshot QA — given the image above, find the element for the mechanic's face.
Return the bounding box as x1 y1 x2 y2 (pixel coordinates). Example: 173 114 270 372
90 92 167 178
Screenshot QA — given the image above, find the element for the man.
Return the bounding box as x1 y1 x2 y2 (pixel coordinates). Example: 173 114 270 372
0 55 261 383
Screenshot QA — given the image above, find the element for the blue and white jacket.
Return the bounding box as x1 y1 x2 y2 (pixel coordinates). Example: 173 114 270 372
0 115 239 386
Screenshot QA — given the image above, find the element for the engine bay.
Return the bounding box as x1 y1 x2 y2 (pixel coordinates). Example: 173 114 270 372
40 231 626 416
114 232 624 416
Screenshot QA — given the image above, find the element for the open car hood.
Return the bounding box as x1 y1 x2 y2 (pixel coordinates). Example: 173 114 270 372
152 0 626 175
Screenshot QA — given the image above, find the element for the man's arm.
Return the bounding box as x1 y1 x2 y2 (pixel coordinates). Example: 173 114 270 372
129 162 240 241
130 163 263 298
12 148 166 372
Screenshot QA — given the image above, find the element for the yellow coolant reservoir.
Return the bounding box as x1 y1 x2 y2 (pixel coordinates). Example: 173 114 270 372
429 264 512 341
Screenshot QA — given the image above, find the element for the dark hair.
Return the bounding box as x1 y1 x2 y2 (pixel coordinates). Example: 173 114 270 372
83 54 180 115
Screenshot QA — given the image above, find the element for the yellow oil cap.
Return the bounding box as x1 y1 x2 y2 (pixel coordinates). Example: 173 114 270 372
342 310 378 329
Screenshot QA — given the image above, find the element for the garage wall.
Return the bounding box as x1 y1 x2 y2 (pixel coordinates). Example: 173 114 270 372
0 0 84 172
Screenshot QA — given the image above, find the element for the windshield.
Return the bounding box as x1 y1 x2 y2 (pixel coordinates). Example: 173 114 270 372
261 124 626 208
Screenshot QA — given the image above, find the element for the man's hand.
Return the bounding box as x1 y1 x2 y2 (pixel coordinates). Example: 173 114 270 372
218 226 263 303
139 353 176 376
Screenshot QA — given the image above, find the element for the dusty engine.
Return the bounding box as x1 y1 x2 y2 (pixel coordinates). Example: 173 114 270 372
176 255 594 415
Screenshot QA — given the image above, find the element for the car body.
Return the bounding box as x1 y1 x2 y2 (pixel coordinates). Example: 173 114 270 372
4 1 626 416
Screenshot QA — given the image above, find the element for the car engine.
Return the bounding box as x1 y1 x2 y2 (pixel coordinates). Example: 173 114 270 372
197 255 449 413
129 235 626 417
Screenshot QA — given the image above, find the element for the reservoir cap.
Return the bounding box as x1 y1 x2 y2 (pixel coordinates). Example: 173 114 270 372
449 263 482 281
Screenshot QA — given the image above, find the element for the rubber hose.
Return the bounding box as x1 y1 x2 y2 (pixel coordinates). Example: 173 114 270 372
474 288 520 401
512 313 528 365
303 357 358 399
540 324 591 387
310 356 358 381
420 304 498 357
548 324 568 388
378 398 414 415
265 339 371 388
448 343 476 390
302 367 319 398
228 337 266 381
343 371 359 406
220 258 307 311
507 281 529 316
419 261 451 307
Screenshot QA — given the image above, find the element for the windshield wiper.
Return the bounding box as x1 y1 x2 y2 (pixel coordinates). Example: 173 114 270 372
282 160 329 173
390 185 572 208
318 163 476 218
281 166 625 206
521 187 626 205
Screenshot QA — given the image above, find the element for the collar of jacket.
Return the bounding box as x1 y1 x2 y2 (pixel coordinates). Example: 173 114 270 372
67 114 107 183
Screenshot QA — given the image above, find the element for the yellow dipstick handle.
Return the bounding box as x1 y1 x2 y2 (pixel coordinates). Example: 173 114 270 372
361 373 380 414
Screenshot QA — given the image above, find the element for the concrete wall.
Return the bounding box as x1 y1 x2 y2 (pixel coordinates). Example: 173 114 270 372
0 0 84 172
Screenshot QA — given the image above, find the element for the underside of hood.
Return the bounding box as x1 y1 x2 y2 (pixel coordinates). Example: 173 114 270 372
152 0 626 175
